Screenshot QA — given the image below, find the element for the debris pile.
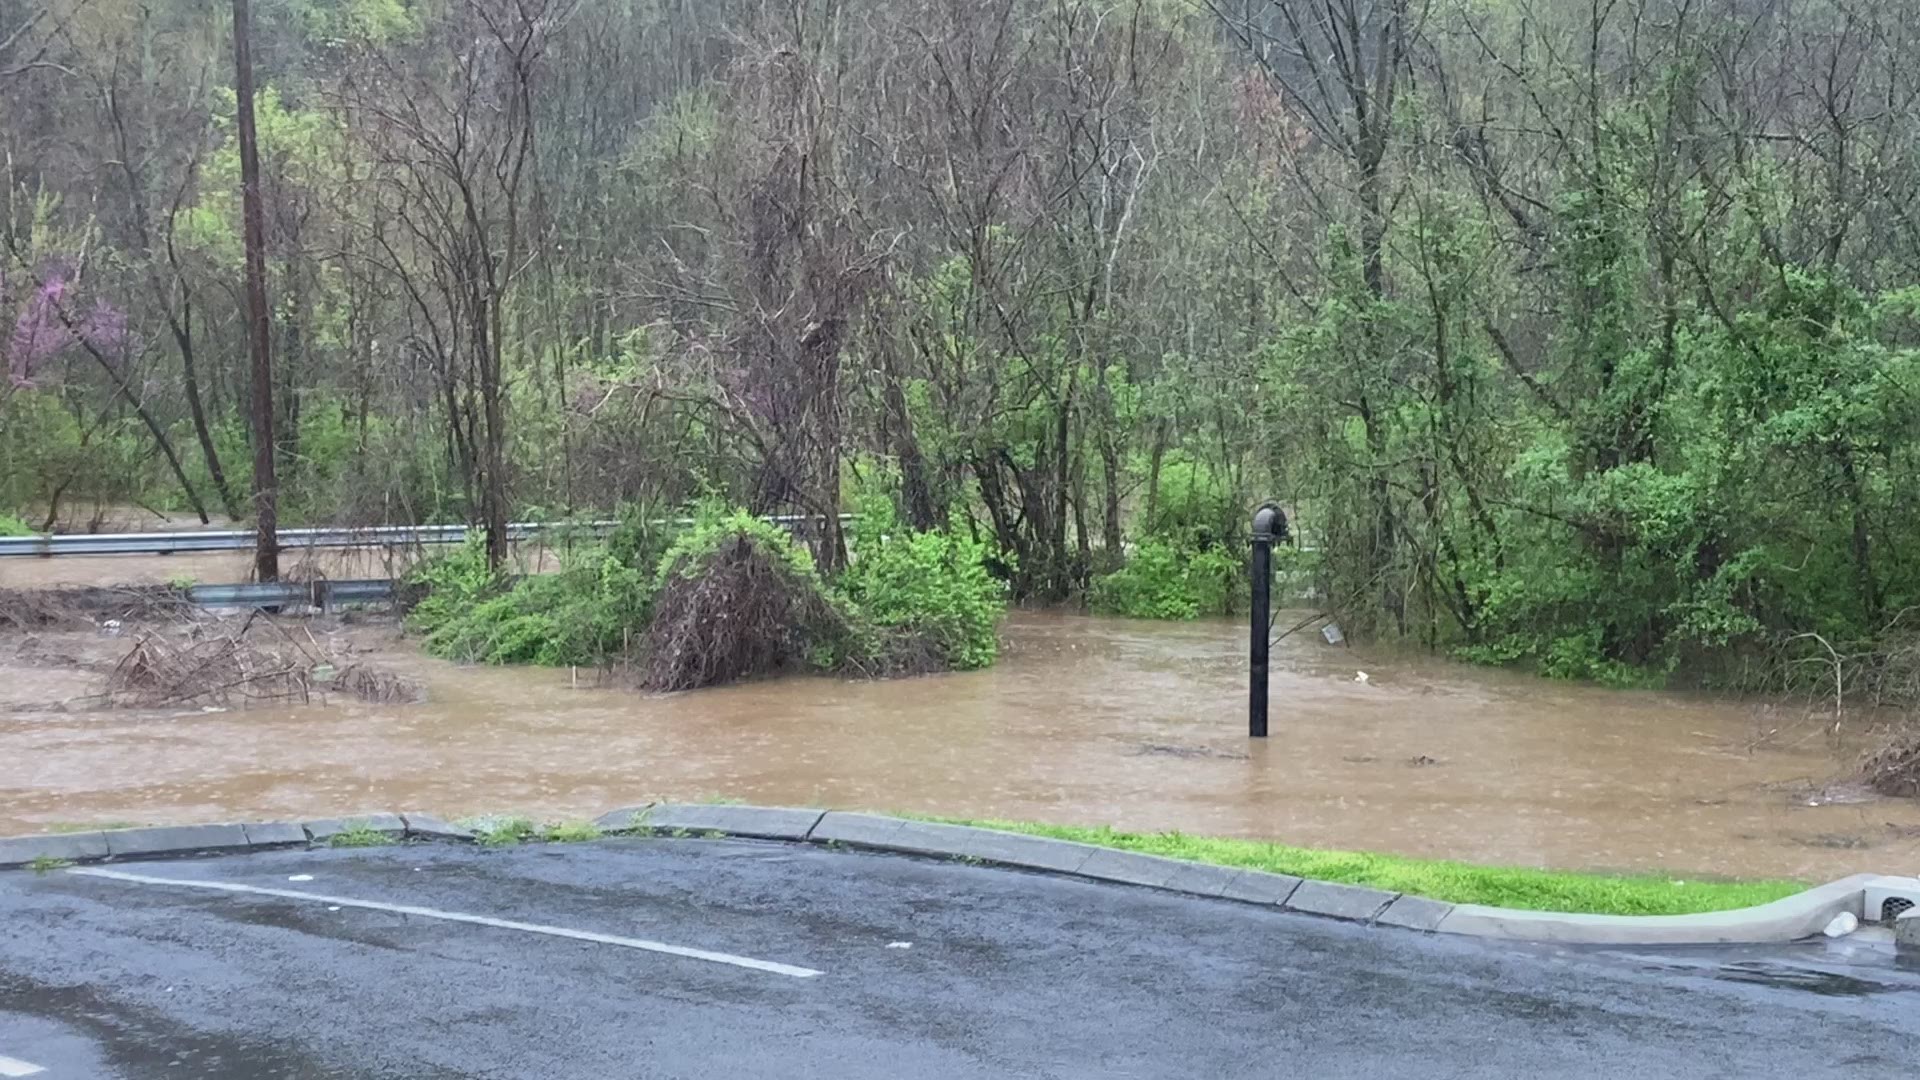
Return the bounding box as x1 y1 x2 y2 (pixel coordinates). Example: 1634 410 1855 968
101 612 422 709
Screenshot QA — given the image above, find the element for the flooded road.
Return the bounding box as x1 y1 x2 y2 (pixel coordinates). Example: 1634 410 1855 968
4 611 1918 880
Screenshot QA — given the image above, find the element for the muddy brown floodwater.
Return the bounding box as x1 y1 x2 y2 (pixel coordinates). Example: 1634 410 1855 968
4 610 1918 881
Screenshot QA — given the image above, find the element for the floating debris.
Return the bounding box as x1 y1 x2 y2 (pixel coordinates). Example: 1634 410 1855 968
1133 743 1250 761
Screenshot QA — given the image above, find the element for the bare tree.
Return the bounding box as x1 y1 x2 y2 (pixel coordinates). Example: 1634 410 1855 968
348 0 575 570
0 2 68 80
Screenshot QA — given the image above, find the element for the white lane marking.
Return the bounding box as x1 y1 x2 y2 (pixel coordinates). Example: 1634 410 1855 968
68 867 822 979
0 1054 46 1077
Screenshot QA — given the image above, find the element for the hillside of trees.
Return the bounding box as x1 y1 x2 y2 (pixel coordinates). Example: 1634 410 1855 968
5 0 1920 693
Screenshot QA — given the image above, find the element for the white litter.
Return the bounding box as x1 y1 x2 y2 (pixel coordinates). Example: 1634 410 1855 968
1321 622 1345 646
0 1053 46 1077
1353 671 1370 684
1822 912 1858 938
288 874 314 882
327 905 341 912
886 942 912 949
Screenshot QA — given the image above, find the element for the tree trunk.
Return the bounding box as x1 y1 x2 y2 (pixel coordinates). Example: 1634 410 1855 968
1095 360 1122 567
1144 416 1168 532
73 340 211 525
234 0 278 582
480 293 510 573
170 297 241 520
882 349 938 530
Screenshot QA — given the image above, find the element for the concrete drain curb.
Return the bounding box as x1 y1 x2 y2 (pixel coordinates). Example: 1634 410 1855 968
3 803 1908 948
0 812 464 869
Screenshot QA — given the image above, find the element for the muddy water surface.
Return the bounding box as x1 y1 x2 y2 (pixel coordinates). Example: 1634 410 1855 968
4 611 1917 880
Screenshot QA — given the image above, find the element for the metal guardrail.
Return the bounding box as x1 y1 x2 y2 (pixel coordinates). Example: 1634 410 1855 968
0 515 851 559
185 578 398 610
0 521 615 558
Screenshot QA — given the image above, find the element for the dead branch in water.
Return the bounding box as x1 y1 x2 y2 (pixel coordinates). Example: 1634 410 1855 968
1861 725 1920 799
100 611 423 709
0 585 191 630
642 534 852 692
1748 619 1920 735
1783 632 1845 734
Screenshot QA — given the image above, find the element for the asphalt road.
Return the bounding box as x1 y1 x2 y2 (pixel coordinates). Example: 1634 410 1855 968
0 839 1914 1079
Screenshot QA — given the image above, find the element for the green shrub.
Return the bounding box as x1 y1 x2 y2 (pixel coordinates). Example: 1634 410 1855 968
839 498 1006 669
406 500 1010 684
406 533 657 666
1143 455 1244 552
1090 538 1239 620
1090 453 1247 620
405 538 497 642
0 513 33 537
653 504 820 589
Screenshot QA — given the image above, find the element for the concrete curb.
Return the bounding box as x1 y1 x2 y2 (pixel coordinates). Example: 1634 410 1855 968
400 812 475 843
623 803 826 842
0 812 421 868
1432 873 1886 945
786 810 1905 945
2 805 1907 946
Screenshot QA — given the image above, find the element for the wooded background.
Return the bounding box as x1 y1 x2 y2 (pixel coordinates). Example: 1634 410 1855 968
6 0 1920 685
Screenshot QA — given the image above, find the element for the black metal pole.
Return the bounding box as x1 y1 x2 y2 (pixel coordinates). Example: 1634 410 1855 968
1250 503 1283 738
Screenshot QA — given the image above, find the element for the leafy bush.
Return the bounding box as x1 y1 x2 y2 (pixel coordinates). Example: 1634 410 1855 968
405 501 1011 685
839 499 1006 669
1089 453 1247 620
0 513 33 537
407 535 656 666
1090 538 1239 620
653 505 820 589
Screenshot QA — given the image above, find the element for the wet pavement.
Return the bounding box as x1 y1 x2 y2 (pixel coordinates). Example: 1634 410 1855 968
4 612 1918 881
0 839 1915 1079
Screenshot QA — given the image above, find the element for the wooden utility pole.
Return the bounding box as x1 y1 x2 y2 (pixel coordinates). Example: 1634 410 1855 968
232 0 278 582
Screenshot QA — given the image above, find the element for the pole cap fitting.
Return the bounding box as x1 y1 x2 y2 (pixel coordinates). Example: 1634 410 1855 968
1252 503 1289 543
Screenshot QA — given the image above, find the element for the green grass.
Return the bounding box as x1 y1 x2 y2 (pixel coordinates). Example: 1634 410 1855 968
28 855 72 873
328 822 399 848
461 815 601 845
465 815 539 846
951 820 1807 917
540 820 602 843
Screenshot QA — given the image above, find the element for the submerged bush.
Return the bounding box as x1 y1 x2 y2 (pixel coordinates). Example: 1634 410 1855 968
407 533 656 666
406 502 1010 687
643 509 854 690
1090 539 1239 620
839 499 1006 670
1089 456 1247 620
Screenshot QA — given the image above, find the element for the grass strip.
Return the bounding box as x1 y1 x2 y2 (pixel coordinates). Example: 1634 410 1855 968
948 819 1806 916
